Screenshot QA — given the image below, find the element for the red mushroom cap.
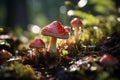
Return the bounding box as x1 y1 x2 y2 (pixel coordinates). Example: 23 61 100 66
29 38 45 48
41 21 69 39
71 18 83 28
99 54 118 65
0 49 12 59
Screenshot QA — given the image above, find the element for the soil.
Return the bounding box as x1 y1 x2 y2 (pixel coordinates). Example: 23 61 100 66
0 29 120 80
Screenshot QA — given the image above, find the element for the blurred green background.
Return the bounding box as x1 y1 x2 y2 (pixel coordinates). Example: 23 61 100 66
0 0 66 30
0 0 119 48
0 0 119 29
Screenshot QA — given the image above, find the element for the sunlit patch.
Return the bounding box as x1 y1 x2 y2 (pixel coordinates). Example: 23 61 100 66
67 10 74 16
27 49 36 58
117 17 120 22
7 56 22 62
90 66 97 71
28 24 41 34
78 0 88 8
107 36 111 39
19 36 28 43
0 28 3 32
93 26 98 30
0 35 11 39
64 67 67 71
64 1 71 6
60 5 67 14
69 64 80 71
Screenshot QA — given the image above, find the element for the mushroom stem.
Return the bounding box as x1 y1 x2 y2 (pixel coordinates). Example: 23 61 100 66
74 27 79 43
48 37 57 53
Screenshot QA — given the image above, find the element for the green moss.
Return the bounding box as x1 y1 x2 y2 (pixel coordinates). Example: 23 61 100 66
8 62 36 80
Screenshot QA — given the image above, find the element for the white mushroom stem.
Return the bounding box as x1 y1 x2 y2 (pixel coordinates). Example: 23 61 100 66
47 37 57 53
74 27 79 43
74 27 82 43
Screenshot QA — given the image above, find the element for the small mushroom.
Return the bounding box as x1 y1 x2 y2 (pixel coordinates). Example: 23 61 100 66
0 49 12 64
29 38 45 66
99 54 118 66
64 26 72 33
29 38 45 54
29 38 45 49
41 21 69 53
71 18 83 43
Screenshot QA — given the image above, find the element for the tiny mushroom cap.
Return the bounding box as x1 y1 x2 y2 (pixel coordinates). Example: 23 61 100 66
0 49 12 59
99 54 118 66
64 26 72 33
41 21 69 39
71 17 83 28
29 38 45 48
